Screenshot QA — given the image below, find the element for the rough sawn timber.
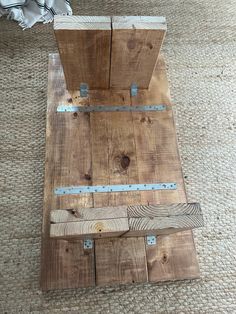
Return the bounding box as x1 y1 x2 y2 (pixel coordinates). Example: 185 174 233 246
50 203 203 238
41 53 200 290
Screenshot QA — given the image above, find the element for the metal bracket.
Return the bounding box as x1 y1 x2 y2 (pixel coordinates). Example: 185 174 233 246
84 239 93 249
55 183 177 196
146 235 157 245
130 83 138 97
57 104 167 113
80 83 88 97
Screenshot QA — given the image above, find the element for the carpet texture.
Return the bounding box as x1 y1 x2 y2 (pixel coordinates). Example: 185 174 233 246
0 0 236 313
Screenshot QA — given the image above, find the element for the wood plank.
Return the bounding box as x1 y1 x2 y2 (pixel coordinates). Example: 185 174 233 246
42 239 95 290
40 54 95 290
89 90 148 285
95 237 148 286
146 230 200 281
54 16 111 90
90 91 141 208
51 206 128 223
127 203 201 217
127 215 203 237
50 218 129 239
50 206 129 239
41 53 200 289
54 16 111 24
131 56 200 281
127 203 203 236
50 203 203 239
110 16 166 89
112 16 166 23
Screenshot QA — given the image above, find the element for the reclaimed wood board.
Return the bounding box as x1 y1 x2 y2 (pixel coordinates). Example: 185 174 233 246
41 53 200 290
110 16 166 89
54 16 111 90
50 203 203 239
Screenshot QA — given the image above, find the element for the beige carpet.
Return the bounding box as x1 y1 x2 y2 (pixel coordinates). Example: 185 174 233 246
0 0 236 313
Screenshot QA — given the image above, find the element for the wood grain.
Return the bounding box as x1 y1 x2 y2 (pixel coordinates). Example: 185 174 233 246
50 218 129 239
146 230 200 282
51 206 127 223
41 54 95 290
127 215 203 236
89 90 148 285
131 57 200 281
50 203 203 239
110 16 166 89
42 239 95 290
95 237 148 285
54 16 111 90
127 203 203 236
127 203 201 217
41 53 200 289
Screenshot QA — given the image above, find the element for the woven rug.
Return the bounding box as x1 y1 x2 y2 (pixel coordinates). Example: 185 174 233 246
0 0 236 313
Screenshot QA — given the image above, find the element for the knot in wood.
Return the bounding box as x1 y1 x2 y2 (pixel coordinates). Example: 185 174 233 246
120 155 130 170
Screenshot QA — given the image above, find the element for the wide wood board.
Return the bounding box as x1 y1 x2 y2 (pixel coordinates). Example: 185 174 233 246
40 53 200 290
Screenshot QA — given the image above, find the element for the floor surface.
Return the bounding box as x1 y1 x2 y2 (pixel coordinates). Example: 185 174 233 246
0 0 236 313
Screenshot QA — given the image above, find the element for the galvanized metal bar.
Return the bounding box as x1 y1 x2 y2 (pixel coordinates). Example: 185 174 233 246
57 104 167 113
55 183 177 195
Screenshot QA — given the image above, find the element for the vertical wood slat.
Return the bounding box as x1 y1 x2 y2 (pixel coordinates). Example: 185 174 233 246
54 16 166 91
110 16 167 89
89 90 148 285
41 55 95 291
54 16 112 90
131 57 200 281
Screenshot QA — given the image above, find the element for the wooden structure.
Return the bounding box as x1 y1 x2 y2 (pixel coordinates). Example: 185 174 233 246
41 16 203 290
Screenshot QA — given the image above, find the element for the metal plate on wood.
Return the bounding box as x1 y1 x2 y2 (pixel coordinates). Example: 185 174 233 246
55 183 177 195
84 239 93 249
146 236 157 245
57 104 167 113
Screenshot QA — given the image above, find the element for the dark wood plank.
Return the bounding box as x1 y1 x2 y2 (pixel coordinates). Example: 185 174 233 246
95 237 148 285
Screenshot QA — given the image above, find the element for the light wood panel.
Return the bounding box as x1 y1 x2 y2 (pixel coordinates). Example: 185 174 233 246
50 219 129 239
54 16 111 90
51 206 128 223
50 207 129 239
110 16 166 89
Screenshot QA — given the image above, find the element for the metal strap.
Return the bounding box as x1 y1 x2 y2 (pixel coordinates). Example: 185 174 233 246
57 104 167 113
55 183 177 195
